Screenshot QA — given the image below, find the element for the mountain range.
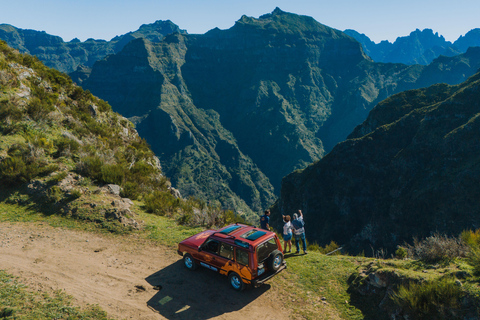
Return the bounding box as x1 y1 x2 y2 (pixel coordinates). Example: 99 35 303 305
1 8 480 242
0 20 185 73
345 28 480 65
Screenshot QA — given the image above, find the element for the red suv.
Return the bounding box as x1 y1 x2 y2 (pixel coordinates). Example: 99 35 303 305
177 223 286 291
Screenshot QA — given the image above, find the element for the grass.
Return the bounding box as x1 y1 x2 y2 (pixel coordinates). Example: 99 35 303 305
0 270 110 320
2 199 480 320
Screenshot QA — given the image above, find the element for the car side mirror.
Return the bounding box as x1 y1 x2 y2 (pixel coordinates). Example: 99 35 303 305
198 246 202 252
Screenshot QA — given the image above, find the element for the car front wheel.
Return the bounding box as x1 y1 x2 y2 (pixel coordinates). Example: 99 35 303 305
183 253 197 270
229 272 245 291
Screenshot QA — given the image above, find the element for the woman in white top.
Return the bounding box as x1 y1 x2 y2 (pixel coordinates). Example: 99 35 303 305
282 215 293 253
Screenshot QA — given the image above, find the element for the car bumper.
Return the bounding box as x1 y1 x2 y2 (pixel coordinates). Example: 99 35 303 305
252 261 287 288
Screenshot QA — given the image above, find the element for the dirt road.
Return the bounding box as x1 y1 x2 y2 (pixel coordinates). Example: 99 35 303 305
0 222 290 320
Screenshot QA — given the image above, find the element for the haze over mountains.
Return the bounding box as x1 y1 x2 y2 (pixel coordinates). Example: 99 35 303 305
1 8 480 249
345 28 480 65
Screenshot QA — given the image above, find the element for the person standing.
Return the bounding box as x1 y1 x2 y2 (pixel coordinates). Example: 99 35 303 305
292 210 307 254
260 210 270 230
282 215 293 253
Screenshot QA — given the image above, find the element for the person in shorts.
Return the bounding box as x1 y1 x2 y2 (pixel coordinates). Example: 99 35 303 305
282 215 293 253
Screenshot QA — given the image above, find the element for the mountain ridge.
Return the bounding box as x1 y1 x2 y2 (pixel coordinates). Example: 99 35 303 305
345 27 480 65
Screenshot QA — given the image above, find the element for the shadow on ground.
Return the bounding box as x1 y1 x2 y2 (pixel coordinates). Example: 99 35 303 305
145 260 271 320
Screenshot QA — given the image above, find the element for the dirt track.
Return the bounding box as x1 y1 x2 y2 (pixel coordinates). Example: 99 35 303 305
0 222 290 320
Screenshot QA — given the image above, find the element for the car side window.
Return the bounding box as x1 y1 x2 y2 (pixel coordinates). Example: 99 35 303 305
204 239 219 254
236 248 249 266
219 242 234 260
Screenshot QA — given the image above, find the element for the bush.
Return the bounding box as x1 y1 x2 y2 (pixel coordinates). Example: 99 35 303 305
460 229 480 248
406 233 468 264
54 136 80 158
0 156 27 185
76 156 103 181
100 163 124 185
467 246 480 275
391 277 464 319
48 186 64 203
144 190 180 216
69 189 82 200
395 246 408 259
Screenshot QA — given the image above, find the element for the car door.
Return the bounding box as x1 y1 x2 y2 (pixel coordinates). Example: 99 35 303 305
209 241 234 276
234 248 253 281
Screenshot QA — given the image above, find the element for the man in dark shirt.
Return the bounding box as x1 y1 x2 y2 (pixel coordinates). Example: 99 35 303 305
260 210 270 230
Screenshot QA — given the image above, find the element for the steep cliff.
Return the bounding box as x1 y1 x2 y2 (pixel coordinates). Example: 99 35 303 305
273 71 480 253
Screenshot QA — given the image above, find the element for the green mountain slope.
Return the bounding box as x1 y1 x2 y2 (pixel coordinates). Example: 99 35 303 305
3 8 480 218
0 40 177 230
81 8 480 216
272 70 480 253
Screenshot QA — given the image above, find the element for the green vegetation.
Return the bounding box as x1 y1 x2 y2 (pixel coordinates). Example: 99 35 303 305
391 276 464 319
0 270 110 320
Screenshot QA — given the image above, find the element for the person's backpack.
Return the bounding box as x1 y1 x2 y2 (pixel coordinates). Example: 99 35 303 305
292 219 304 230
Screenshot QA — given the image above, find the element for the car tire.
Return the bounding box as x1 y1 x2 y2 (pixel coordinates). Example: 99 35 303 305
229 272 245 291
183 253 197 270
267 249 284 272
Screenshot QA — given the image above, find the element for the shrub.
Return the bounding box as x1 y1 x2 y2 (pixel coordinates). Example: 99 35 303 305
0 156 27 185
460 229 480 248
391 277 464 319
26 97 55 121
144 190 179 216
467 246 480 275
395 246 408 259
120 181 140 200
47 186 64 203
69 189 82 200
100 163 124 185
406 233 468 264
50 171 68 183
54 136 80 158
76 156 103 181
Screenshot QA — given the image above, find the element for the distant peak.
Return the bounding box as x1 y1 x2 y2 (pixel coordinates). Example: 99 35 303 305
272 7 285 15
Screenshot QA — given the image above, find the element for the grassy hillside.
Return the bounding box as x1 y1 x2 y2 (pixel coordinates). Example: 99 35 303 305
2 198 479 319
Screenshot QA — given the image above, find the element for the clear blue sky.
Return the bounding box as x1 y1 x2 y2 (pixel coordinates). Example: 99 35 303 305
1 0 479 43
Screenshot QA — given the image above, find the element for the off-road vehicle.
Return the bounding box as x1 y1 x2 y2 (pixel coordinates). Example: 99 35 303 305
177 223 286 291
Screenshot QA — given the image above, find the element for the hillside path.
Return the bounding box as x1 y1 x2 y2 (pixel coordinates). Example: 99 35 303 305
0 222 290 320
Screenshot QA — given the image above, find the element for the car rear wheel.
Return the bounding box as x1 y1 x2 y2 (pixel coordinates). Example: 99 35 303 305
183 253 197 270
267 250 284 272
229 272 245 291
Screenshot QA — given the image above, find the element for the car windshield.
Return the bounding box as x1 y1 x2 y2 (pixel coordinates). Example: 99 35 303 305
256 237 278 263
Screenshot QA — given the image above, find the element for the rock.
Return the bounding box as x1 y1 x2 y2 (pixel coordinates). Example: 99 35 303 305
106 184 121 195
367 272 387 288
89 104 98 117
169 187 182 199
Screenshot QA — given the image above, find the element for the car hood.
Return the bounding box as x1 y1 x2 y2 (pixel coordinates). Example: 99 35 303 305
179 230 215 248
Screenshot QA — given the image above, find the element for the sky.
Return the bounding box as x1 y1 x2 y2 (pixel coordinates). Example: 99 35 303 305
1 0 479 44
